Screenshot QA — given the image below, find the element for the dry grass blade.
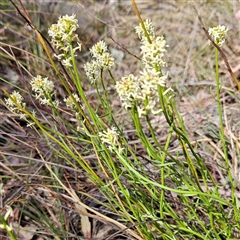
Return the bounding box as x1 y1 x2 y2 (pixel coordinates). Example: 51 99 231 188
69 185 91 238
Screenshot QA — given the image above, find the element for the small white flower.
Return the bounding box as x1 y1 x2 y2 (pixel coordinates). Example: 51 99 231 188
136 106 146 118
53 100 60 108
5 91 26 116
116 19 171 118
48 14 81 68
48 14 79 47
140 36 168 68
99 127 118 145
4 91 37 126
84 61 100 84
140 68 167 89
97 53 114 69
116 68 168 117
99 127 122 153
54 53 64 60
90 40 108 58
135 20 168 69
31 75 54 96
208 25 228 47
86 40 115 82
31 75 56 106
115 74 140 109
25 110 36 128
73 42 82 53
5 91 24 108
135 19 155 42
64 93 80 109
62 58 72 67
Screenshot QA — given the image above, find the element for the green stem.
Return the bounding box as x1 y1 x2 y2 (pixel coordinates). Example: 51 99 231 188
160 123 173 218
215 48 234 202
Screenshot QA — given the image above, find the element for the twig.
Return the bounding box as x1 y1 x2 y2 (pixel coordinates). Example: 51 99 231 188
109 36 141 61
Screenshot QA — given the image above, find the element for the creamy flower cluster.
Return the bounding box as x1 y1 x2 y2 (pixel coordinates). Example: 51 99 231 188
84 40 114 83
135 19 167 69
48 14 81 67
4 91 36 127
64 93 80 109
5 75 58 126
30 75 59 107
99 127 123 153
5 91 27 119
208 25 228 47
135 19 154 41
116 20 168 117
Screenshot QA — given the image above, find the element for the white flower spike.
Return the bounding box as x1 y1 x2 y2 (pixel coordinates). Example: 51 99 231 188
208 25 228 47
